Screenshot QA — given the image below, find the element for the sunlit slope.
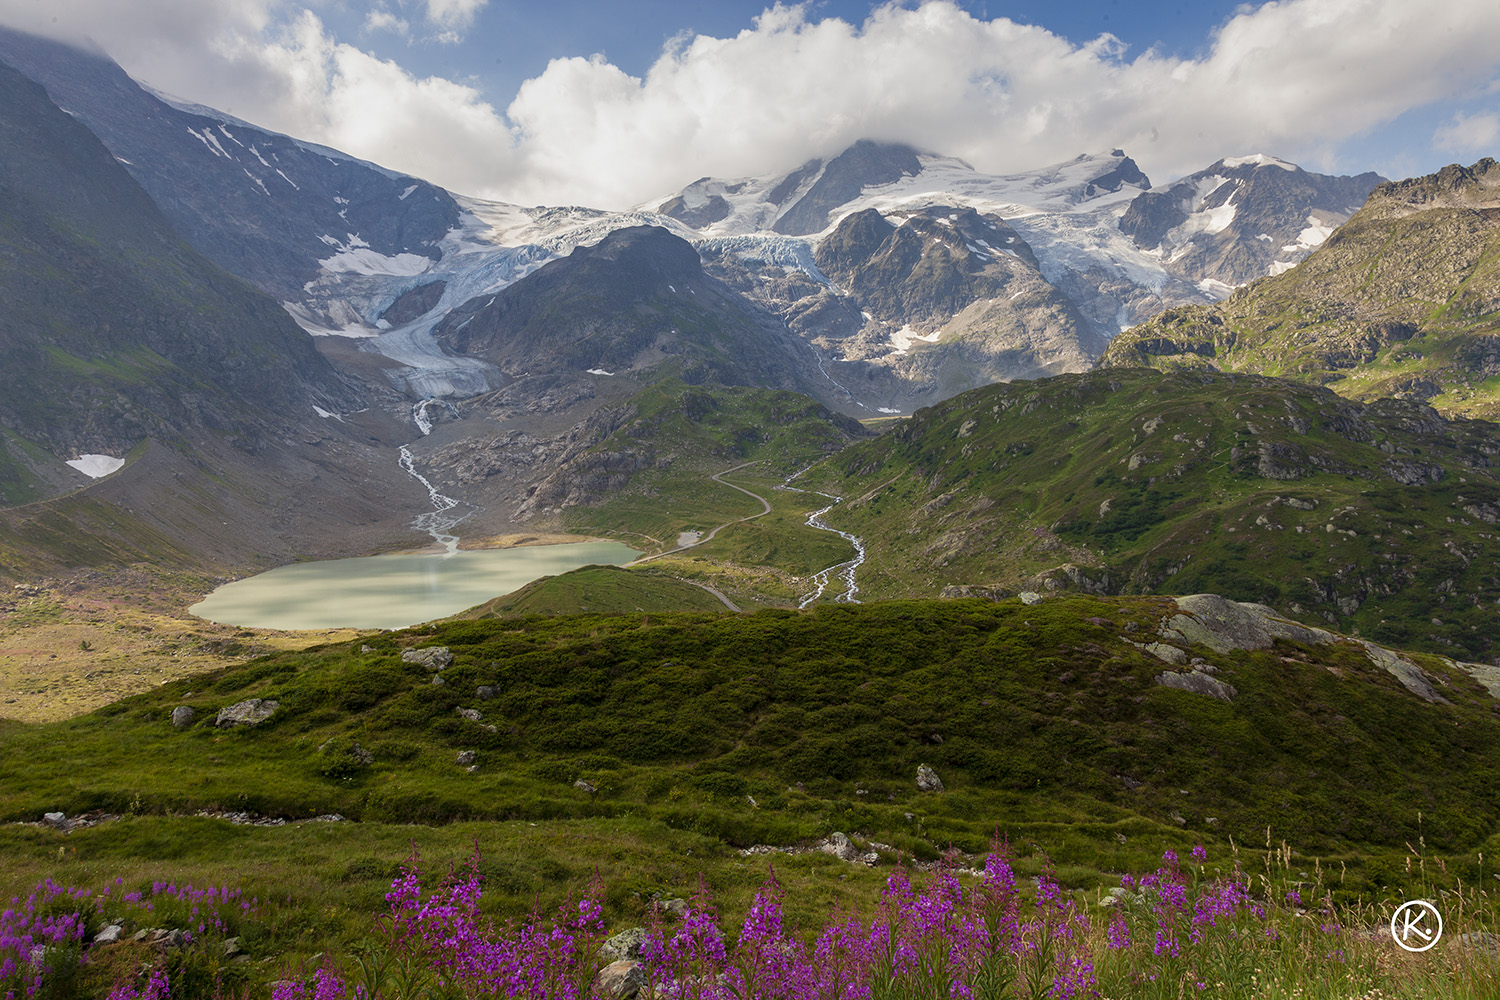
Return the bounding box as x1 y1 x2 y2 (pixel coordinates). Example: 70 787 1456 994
800 368 1500 660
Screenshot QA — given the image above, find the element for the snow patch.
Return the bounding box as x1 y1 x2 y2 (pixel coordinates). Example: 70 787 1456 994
67 454 125 478
585 368 615 376
313 406 344 421
888 325 942 355
877 407 902 414
399 185 418 200
319 249 433 277
1222 153 1297 171
242 169 270 197
276 169 299 190
247 145 271 167
1268 261 1298 276
1196 278 1236 300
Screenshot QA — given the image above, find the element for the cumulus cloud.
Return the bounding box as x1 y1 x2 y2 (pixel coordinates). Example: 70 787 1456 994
3 0 1500 208
363 10 409 37
502 0 1500 206
1434 110 1500 155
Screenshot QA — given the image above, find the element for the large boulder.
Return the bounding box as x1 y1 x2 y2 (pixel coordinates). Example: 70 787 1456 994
170 706 195 729
215 699 279 728
596 960 646 999
916 764 944 792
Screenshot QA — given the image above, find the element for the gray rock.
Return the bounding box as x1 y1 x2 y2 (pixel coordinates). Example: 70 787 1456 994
1156 670 1238 702
42 811 67 829
456 750 477 766
223 936 242 957
596 960 646 999
600 927 648 963
574 778 598 793
659 898 689 918
401 646 452 671
916 764 944 792
1359 641 1447 704
1165 594 1334 653
1018 592 1043 605
93 925 123 944
171 706 195 729
1135 641 1188 665
215 698 279 728
476 685 497 700
822 832 861 863
456 707 483 722
431 675 445 686
360 644 374 653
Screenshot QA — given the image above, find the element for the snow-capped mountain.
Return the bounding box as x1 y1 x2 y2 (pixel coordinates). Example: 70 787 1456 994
0 28 1388 424
1118 154 1386 285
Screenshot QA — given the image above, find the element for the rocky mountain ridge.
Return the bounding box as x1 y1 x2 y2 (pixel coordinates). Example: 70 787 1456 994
1101 157 1500 419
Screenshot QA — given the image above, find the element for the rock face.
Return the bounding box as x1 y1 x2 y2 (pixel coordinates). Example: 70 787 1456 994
0 28 459 301
916 764 944 792
215 699 279 728
170 706 195 729
401 647 452 671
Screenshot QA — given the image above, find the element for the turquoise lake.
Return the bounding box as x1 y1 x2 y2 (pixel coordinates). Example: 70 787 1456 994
188 541 640 630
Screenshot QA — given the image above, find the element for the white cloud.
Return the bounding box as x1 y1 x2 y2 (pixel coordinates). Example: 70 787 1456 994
424 0 486 30
1434 110 1500 155
363 10 409 37
499 0 1500 206
4 0 1500 209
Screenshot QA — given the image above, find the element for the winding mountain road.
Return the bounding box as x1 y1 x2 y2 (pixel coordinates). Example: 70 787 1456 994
624 462 772 566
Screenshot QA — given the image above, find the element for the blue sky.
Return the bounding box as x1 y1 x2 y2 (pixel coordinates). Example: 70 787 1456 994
2 0 1498 206
320 1 1253 109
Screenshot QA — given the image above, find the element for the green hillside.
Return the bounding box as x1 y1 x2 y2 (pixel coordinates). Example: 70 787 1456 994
463 564 731 617
798 368 1500 659
5 596 1499 863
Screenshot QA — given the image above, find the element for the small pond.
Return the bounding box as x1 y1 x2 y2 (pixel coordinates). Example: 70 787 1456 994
189 541 640 630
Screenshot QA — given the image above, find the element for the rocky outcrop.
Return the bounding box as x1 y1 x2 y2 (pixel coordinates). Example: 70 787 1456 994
215 699 278 728
916 764 944 792
401 647 452 671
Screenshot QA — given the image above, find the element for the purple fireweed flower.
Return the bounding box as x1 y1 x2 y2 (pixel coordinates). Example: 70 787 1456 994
1191 844 1207 862
1106 915 1130 951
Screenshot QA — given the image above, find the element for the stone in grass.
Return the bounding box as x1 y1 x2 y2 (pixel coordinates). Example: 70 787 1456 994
457 750 477 766
600 927 648 962
596 959 646 998
476 685 497 700
42 811 67 830
401 646 452 671
171 706 195 729
1018 592 1044 605
916 764 944 792
223 937 243 958
93 925 123 944
1155 670 1237 702
215 699 278 728
456 707 482 722
574 778 598 793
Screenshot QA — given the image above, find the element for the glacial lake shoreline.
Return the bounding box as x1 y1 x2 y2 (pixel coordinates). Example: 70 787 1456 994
188 540 641 630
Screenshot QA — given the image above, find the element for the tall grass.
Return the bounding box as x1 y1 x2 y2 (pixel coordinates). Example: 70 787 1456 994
15 836 1498 999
